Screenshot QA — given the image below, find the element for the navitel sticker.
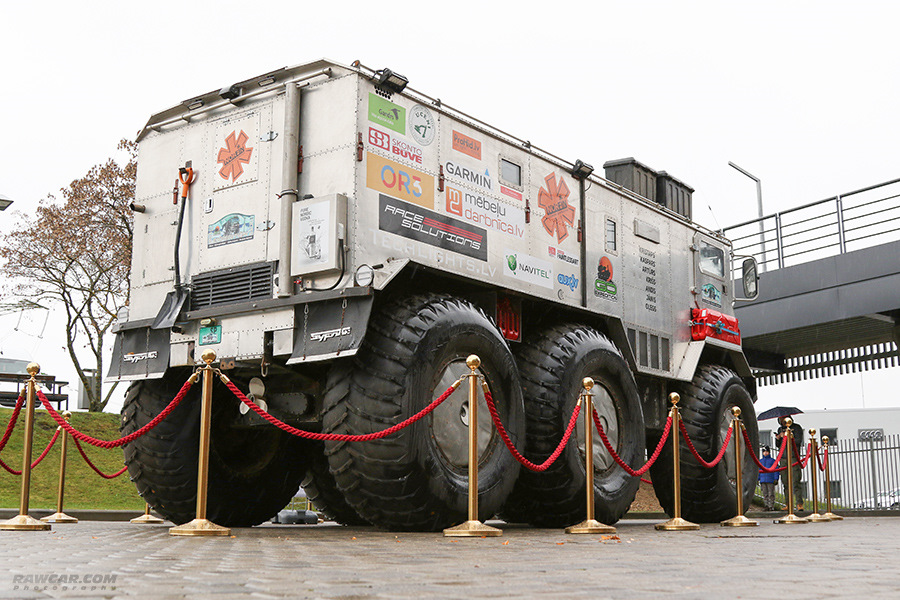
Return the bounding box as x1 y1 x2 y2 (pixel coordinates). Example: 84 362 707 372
503 250 553 289
208 213 255 248
701 283 723 308
594 256 617 301
538 173 575 243
368 93 405 135
379 194 487 261
408 104 436 146
367 152 434 209
444 160 492 192
452 130 481 160
368 127 423 164
446 186 526 238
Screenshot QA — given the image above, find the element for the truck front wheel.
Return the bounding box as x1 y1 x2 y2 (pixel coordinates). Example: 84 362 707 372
322 294 524 531
121 370 308 527
648 364 759 522
501 325 645 527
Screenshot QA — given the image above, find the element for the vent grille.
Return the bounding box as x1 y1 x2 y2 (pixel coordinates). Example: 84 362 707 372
191 262 274 310
628 327 670 372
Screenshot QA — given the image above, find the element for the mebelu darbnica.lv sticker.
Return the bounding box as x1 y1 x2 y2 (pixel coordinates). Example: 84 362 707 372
208 213 255 248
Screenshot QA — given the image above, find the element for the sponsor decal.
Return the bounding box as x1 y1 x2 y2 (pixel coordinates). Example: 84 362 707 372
558 273 579 291
500 185 523 201
123 351 158 364
504 250 553 289
408 104 436 146
445 160 492 191
372 230 496 278
367 152 434 209
199 325 222 346
368 93 406 134
208 213 255 248
641 247 658 312
594 256 617 301
310 327 352 343
368 127 424 164
379 194 487 261
548 245 579 266
217 130 254 182
538 173 575 243
452 130 482 160
446 186 526 238
701 283 723 308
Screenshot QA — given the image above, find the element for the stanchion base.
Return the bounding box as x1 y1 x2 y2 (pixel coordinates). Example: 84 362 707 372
443 520 503 537
169 518 231 536
806 512 831 523
720 515 758 527
40 512 78 524
655 517 700 531
822 512 843 520
565 519 617 534
131 513 165 524
0 514 51 531
774 513 809 524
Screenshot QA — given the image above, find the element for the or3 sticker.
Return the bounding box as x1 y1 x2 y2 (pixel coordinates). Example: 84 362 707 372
366 152 434 209
208 213 255 248
408 104 436 146
199 325 222 345
368 94 405 135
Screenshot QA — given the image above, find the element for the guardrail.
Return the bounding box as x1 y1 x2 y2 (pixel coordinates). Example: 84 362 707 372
723 177 900 271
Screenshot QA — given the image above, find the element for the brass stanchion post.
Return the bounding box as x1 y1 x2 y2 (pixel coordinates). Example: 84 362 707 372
820 436 843 520
774 417 808 524
444 355 502 537
806 431 829 522
41 412 77 524
170 351 231 537
1 363 51 531
131 503 165 524
566 378 616 534
721 408 757 527
656 393 699 531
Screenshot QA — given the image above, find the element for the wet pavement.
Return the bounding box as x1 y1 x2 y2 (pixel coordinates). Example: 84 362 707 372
1 516 898 599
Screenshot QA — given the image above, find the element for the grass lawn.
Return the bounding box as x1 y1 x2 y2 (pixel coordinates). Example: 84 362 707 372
0 407 144 511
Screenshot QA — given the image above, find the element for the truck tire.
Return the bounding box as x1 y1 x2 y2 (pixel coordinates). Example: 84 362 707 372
501 325 644 527
648 364 759 522
300 441 369 525
322 294 524 531
121 369 308 527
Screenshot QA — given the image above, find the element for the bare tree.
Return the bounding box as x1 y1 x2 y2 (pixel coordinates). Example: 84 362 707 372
1 140 135 411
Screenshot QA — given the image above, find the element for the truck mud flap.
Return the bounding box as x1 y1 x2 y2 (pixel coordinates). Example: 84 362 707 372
286 296 374 364
106 327 171 382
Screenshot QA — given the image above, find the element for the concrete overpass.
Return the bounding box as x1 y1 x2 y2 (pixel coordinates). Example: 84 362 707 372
724 178 900 386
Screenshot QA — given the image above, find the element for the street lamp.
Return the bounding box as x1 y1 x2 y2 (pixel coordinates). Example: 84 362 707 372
727 162 766 271
0 193 13 211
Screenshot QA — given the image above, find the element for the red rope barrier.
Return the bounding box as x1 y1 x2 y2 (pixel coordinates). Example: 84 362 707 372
225 378 459 442
72 438 128 479
817 445 828 471
0 391 25 453
0 428 61 475
679 420 732 469
482 389 580 472
36 377 195 448
641 478 652 485
592 408 673 477
795 441 812 468
743 427 794 473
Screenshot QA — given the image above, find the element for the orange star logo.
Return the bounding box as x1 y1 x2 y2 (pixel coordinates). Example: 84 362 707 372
538 173 575 243
217 130 253 181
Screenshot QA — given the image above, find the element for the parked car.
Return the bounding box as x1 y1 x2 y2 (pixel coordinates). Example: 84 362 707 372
857 488 900 509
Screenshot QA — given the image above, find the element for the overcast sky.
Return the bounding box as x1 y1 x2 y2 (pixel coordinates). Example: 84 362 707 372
1 1 897 414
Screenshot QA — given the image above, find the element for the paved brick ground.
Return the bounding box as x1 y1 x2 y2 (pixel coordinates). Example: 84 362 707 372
1 517 898 599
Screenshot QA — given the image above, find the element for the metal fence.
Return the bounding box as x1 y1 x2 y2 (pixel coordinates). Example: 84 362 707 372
802 434 900 510
723 177 900 272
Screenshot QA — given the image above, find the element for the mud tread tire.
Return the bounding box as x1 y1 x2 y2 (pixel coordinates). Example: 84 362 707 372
300 441 369 525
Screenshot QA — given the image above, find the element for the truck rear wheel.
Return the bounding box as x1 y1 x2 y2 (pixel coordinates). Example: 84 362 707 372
648 364 759 522
501 325 644 527
322 294 524 531
121 370 308 527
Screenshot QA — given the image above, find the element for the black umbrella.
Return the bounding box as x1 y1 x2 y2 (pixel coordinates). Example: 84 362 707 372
757 406 803 421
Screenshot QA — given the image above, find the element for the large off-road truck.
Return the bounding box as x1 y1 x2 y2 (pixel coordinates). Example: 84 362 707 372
112 59 760 530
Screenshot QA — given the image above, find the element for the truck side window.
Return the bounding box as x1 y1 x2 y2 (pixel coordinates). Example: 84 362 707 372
500 159 521 187
605 218 617 252
698 240 725 278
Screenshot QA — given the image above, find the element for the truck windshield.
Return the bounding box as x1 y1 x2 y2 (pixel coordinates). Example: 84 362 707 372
698 240 725 278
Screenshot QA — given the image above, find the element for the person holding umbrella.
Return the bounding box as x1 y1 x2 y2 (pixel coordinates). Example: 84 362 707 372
775 415 805 512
